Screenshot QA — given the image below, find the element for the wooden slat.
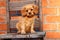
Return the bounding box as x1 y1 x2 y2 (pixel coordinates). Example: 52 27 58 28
9 0 36 11
10 20 18 28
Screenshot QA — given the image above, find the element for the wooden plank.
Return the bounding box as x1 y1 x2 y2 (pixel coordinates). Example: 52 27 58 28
0 32 45 38
9 0 36 11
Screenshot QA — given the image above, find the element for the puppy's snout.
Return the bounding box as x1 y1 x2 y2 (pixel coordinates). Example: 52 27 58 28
29 12 31 15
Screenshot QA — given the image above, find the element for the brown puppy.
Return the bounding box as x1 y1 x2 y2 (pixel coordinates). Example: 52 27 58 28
16 4 38 34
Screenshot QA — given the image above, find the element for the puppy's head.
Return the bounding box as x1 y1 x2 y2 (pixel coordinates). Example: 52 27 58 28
21 4 38 18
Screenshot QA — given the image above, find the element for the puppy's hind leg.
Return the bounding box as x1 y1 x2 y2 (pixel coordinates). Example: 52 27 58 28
16 23 21 34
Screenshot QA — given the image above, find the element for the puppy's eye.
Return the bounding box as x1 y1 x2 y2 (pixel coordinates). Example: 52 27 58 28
31 9 33 11
26 10 28 12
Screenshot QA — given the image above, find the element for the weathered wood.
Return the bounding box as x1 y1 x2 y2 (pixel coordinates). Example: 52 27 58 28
9 0 36 11
6 0 11 33
0 32 45 39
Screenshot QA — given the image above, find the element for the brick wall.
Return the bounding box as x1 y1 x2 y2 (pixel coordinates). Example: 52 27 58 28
42 0 60 40
0 0 60 40
0 0 7 34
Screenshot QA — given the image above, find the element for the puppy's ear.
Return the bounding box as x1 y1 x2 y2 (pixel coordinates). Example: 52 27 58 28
21 7 26 16
32 5 38 14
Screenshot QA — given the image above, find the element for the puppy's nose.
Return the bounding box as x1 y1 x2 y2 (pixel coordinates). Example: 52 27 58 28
29 12 31 15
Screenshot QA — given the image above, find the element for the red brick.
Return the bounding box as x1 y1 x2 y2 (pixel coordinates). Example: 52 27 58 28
0 32 6 34
0 16 6 22
58 24 60 30
46 32 60 38
59 8 60 15
49 0 60 6
0 1 6 6
0 0 6 1
42 0 48 7
55 16 60 22
0 24 7 31
0 7 6 15
46 16 60 23
42 8 57 15
43 24 57 31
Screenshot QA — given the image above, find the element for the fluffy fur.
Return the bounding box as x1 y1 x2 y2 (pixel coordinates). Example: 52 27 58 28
16 4 38 34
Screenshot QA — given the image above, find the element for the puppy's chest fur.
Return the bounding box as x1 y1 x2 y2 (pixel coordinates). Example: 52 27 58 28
21 17 35 26
25 18 33 26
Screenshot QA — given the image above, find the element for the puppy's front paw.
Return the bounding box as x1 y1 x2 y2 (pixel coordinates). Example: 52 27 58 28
31 30 36 33
21 30 26 34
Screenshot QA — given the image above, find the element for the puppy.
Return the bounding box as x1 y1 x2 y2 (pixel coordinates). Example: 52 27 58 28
16 4 38 34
